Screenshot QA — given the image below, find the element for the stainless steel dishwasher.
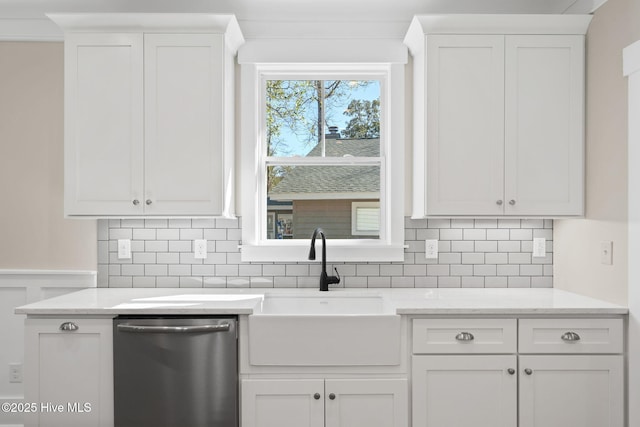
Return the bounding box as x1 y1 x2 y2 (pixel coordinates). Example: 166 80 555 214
113 316 238 427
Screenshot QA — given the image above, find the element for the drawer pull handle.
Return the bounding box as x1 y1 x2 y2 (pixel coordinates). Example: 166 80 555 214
455 332 475 342
507 368 515 375
524 368 533 375
313 393 321 400
59 322 79 332
561 331 581 342
329 393 336 400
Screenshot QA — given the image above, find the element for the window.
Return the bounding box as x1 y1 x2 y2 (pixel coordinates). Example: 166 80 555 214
266 79 381 240
239 60 405 262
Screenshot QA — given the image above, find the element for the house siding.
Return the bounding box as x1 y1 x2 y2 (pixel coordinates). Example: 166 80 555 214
293 199 379 239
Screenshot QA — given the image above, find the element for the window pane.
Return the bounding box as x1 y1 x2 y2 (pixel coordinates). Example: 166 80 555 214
266 79 380 157
267 165 380 240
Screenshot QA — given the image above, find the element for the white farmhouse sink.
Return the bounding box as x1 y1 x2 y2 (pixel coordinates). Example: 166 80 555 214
248 293 401 366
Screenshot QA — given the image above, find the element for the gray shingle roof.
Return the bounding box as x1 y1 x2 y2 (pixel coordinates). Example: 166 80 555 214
269 138 380 199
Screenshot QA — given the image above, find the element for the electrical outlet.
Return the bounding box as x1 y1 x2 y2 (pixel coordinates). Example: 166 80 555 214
425 240 438 259
601 241 613 265
194 239 208 259
533 238 546 257
9 363 22 383
117 239 131 259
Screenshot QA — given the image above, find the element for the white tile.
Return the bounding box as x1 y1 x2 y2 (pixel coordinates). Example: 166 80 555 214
216 240 240 253
97 220 109 240
451 241 475 252
428 219 451 228
486 229 510 240
450 265 473 276
286 264 309 276
438 277 461 287
380 264 403 276
404 264 427 276
132 277 156 288
461 253 485 264
145 240 169 252
485 276 508 288
98 241 109 264
108 219 121 228
273 277 298 288
239 264 263 276
156 229 180 240
251 277 275 288
335 264 356 276
473 264 497 276
180 277 203 288
406 240 424 253
438 240 452 252
485 253 508 264
532 253 553 265
451 219 474 228
508 276 531 288
227 228 242 241
109 228 132 239
368 277 391 288
121 264 144 276
145 219 168 228
157 252 180 264
544 219 553 229
357 264 380 276
404 252 415 264
440 229 463 240
532 276 553 288
263 264 286 276
463 229 486 240
132 253 155 264
510 229 533 240
216 218 239 228
192 265 216 275
461 276 485 287
474 241 498 252
439 253 461 264
227 277 250 287
109 253 133 264
498 219 521 228
216 264 239 276
180 252 203 264
509 253 532 264
121 219 145 228
192 219 216 228
343 276 368 288
520 265 543 276
533 229 553 239
130 240 145 252
414 276 437 288
405 228 417 241
169 219 191 228
474 219 497 228
204 228 227 240
108 264 121 276
168 264 191 276
145 264 168 276
392 276 415 287
416 228 439 240
156 276 180 287
110 276 132 288
427 265 449 276
180 228 203 240
521 219 544 229
169 240 191 252
204 253 228 265
497 265 520 276
204 277 228 288
544 265 553 276
498 241 520 252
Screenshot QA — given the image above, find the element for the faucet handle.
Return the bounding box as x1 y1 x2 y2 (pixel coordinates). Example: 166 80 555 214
326 267 341 286
334 267 340 282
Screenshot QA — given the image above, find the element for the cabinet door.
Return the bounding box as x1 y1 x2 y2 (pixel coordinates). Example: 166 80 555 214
325 379 408 427
412 355 517 427
504 35 584 216
64 33 144 215
426 35 505 215
24 318 113 427
144 34 225 215
519 355 623 427
241 379 324 427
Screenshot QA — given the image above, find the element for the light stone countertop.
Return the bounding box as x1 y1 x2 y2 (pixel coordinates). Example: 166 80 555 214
15 287 627 316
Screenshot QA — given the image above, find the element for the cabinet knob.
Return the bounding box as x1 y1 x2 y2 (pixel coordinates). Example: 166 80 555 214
329 393 336 400
313 393 321 400
561 331 581 342
507 368 515 375
496 200 503 206
455 331 475 341
146 199 152 205
132 199 140 206
509 200 516 205
524 368 533 375
59 322 79 332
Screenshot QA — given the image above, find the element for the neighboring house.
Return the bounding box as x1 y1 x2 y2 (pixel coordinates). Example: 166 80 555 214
269 134 380 239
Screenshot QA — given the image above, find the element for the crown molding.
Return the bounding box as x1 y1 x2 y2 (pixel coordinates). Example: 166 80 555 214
0 18 63 41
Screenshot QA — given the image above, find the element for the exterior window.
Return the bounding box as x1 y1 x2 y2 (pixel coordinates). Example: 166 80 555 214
265 79 383 240
352 202 380 236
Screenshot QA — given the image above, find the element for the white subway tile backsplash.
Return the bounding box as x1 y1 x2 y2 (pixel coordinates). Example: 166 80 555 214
99 216 553 288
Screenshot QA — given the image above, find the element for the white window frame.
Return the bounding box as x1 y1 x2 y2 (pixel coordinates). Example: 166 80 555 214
239 41 406 263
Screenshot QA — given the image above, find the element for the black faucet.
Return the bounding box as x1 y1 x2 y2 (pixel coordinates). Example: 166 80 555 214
308 228 340 291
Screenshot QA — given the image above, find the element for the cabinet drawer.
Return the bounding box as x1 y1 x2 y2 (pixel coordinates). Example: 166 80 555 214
412 319 517 354
518 318 623 354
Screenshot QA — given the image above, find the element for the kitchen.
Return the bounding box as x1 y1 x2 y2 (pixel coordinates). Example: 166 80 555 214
0 0 638 425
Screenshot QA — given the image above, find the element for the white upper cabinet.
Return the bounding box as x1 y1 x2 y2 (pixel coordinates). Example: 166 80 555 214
51 14 243 217
404 15 591 217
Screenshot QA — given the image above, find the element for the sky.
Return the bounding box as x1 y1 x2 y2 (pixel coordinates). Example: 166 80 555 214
269 80 380 157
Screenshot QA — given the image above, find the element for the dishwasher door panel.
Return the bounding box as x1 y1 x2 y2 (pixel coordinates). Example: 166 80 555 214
113 316 238 427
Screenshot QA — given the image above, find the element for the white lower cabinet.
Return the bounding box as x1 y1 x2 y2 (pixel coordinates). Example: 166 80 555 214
241 378 408 427
412 355 517 427
24 318 113 427
411 318 624 427
519 355 624 427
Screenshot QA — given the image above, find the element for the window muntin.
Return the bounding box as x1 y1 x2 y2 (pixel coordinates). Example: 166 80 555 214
263 77 383 241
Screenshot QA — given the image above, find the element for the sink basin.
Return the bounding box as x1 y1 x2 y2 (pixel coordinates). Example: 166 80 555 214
248 293 401 366
257 294 388 315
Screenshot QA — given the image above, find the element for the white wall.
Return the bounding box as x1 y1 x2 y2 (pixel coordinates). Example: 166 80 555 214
553 0 639 305
0 42 97 271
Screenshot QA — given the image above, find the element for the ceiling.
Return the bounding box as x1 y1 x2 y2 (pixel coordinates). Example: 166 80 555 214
0 0 604 41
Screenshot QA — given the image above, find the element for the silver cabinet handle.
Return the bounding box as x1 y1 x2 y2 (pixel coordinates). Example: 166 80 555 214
59 322 79 332
507 368 515 375
496 200 503 206
455 332 475 341
509 200 516 205
561 331 581 342
329 393 336 400
313 393 321 400
117 323 230 333
132 199 140 206
145 199 152 205
524 368 533 375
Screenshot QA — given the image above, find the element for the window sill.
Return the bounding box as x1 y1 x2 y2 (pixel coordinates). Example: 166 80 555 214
240 241 406 263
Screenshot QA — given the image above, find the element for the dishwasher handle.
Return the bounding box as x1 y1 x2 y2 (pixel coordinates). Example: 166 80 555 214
117 323 231 334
